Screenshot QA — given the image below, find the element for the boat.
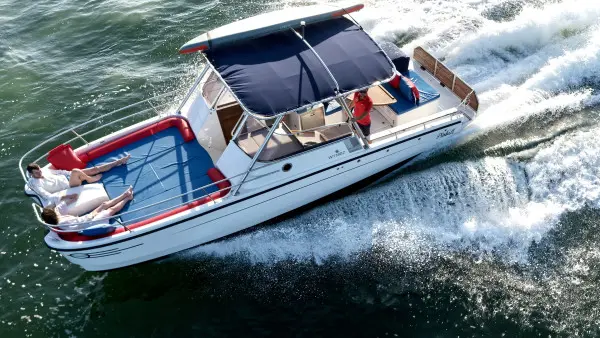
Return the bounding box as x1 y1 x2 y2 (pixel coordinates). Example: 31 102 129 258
19 3 479 271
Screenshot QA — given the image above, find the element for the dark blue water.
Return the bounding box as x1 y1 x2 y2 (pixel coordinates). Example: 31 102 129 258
2 0 600 336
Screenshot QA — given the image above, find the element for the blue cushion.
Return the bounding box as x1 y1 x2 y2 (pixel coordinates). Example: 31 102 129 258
78 225 117 236
397 76 416 103
382 70 441 115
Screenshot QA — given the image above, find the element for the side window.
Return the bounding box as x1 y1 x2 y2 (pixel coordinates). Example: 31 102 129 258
234 107 353 162
201 71 225 106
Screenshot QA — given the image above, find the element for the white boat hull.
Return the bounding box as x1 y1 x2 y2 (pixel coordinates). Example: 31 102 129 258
45 118 465 271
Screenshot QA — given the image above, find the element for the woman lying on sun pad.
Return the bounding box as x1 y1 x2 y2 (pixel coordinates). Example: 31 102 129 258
41 186 133 229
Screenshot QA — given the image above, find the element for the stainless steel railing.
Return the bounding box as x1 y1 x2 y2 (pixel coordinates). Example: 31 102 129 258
20 92 175 182
19 66 212 182
369 108 465 143
29 166 279 232
19 67 267 233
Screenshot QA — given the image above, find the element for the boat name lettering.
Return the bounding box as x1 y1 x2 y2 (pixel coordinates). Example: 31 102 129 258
436 128 456 139
328 149 347 159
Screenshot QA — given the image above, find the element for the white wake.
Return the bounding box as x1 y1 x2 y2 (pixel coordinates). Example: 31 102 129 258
180 0 600 265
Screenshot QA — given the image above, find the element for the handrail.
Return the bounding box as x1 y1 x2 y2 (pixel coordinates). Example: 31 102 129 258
19 67 214 182
210 86 226 109
370 108 464 143
19 91 179 181
289 122 351 134
249 121 351 138
456 90 475 119
175 66 209 114
27 102 172 168
33 166 280 232
230 112 248 137
28 102 171 166
290 27 340 94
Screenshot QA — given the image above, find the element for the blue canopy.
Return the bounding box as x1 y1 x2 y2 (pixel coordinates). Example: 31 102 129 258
205 18 395 117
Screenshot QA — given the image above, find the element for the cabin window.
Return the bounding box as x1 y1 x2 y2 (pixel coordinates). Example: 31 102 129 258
235 115 304 161
235 104 353 162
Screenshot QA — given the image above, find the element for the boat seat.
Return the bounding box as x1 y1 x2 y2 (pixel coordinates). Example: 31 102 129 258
382 70 440 115
237 135 261 158
237 126 304 161
319 124 352 141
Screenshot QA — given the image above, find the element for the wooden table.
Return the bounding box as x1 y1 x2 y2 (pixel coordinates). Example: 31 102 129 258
346 85 397 106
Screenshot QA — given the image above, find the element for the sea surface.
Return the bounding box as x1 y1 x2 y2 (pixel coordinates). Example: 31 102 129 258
1 0 600 336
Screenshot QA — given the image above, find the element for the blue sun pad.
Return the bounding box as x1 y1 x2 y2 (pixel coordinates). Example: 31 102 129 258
88 127 216 224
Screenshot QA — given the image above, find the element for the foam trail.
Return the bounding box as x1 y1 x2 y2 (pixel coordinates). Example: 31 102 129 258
471 89 596 131
458 7 600 130
179 0 600 266
522 27 600 92
527 126 600 211
352 0 600 131
472 25 600 130
442 1 600 69
185 158 529 263
184 123 600 265
184 157 534 263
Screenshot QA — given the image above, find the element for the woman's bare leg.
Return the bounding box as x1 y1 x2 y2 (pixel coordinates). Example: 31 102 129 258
104 189 134 216
69 168 102 187
91 187 133 215
82 154 131 176
105 186 133 209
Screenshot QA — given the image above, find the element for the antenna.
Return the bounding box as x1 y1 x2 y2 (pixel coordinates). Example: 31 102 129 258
300 20 306 39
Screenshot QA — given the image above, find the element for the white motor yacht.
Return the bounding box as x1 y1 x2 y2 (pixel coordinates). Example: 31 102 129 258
20 3 479 271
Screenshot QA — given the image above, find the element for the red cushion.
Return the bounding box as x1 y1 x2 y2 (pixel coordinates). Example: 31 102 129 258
402 76 420 102
77 117 195 163
389 74 401 89
207 167 231 197
47 144 87 170
170 118 195 142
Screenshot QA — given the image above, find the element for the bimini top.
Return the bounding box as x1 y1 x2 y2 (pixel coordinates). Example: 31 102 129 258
200 17 395 116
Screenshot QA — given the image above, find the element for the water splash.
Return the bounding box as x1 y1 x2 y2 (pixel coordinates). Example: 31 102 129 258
181 0 600 267
186 123 600 265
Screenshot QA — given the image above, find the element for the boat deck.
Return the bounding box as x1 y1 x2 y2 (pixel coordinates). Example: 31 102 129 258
88 127 218 224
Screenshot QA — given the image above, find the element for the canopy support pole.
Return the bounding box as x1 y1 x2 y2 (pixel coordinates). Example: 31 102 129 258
231 113 249 139
210 86 227 109
290 28 340 93
335 97 369 148
232 114 285 196
289 28 369 147
175 65 209 114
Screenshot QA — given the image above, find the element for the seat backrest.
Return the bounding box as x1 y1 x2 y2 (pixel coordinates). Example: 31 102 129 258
397 75 419 104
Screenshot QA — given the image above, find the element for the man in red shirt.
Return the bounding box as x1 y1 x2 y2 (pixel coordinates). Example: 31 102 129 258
350 89 373 138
